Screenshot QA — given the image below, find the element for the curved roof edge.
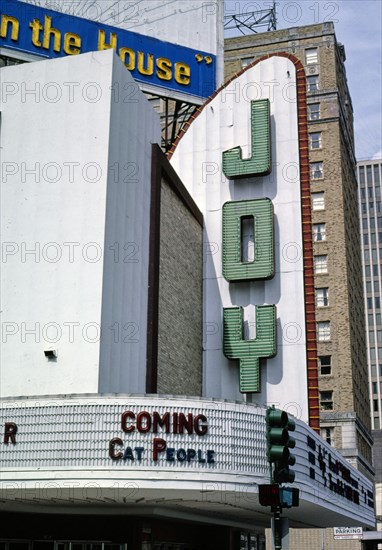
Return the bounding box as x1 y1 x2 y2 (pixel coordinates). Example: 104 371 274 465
167 52 306 159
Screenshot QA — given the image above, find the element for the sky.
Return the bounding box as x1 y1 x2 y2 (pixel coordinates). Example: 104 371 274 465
224 0 382 161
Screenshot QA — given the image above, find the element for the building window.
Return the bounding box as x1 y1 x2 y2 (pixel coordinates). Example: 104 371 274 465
316 287 329 307
311 162 324 179
359 166 365 185
317 321 330 341
374 164 381 184
313 223 326 241
320 391 333 411
367 165 372 184
314 255 328 274
320 427 333 445
305 48 318 65
319 355 331 375
241 57 254 68
309 132 322 149
373 399 378 412
312 192 325 210
308 103 320 121
313 223 326 242
372 381 378 394
307 75 319 92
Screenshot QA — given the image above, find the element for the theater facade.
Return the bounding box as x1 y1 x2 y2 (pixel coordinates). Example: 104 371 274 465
0 2 376 548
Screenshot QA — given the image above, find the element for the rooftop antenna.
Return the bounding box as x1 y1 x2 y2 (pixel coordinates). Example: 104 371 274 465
224 1 277 35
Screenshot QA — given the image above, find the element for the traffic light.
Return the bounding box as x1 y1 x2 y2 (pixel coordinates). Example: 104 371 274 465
259 484 299 508
266 406 296 484
259 484 280 507
280 487 299 508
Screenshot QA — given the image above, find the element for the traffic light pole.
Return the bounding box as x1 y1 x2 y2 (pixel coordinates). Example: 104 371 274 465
272 505 282 550
264 407 297 549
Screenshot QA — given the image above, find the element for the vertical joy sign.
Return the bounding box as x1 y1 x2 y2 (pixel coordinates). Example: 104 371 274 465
222 99 277 393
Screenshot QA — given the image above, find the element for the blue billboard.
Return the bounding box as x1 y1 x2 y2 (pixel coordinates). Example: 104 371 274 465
0 0 216 99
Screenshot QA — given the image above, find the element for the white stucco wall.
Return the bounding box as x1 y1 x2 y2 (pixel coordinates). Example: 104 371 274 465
0 49 160 397
98 53 160 393
170 57 309 421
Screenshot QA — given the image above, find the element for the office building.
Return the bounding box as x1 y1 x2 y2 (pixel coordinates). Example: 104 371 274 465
358 158 382 539
358 159 382 430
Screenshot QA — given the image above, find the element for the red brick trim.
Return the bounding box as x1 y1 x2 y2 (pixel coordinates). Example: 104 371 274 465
169 53 320 431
